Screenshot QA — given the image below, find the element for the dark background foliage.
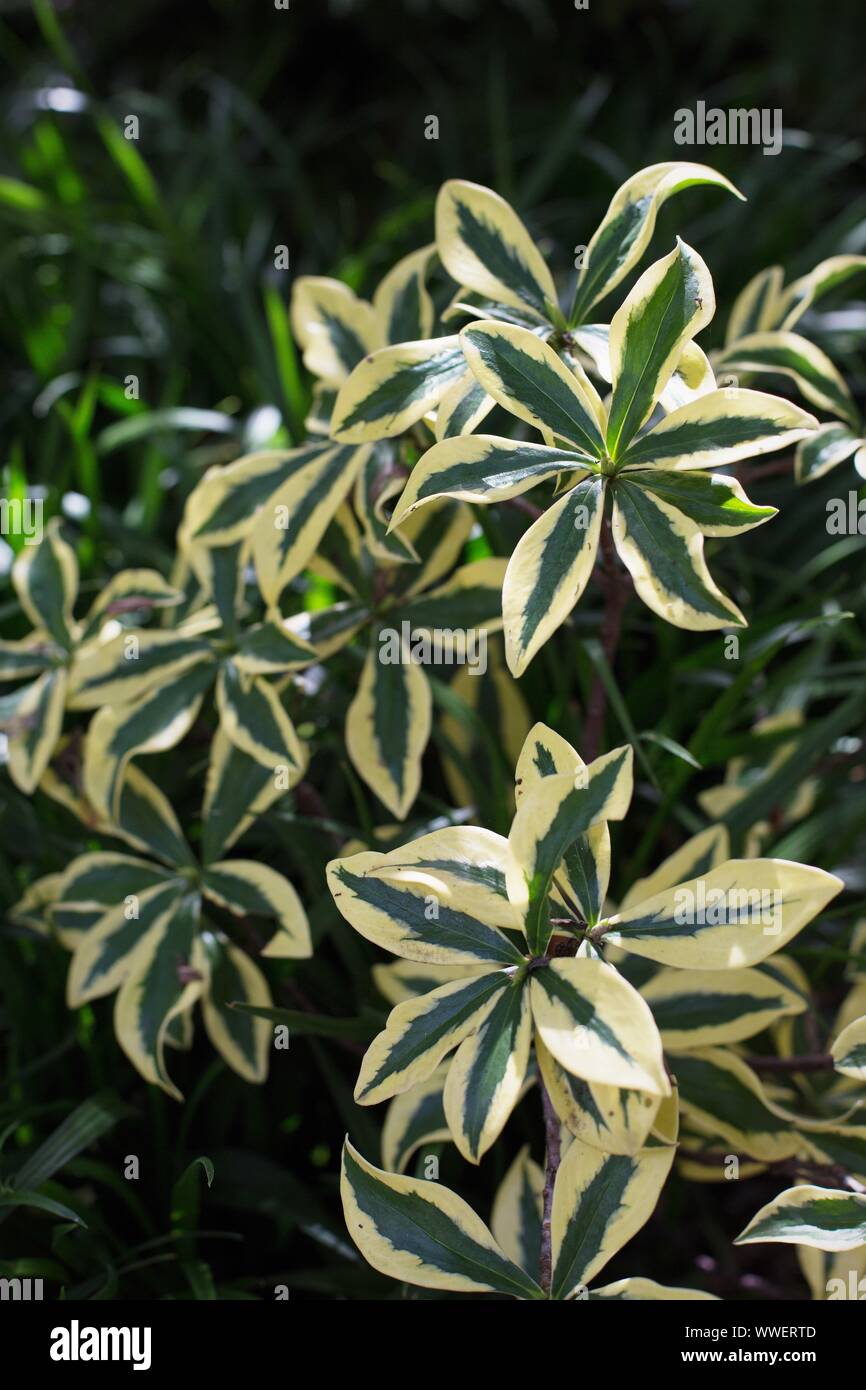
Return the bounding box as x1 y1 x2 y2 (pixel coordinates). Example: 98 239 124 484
1 0 864 1299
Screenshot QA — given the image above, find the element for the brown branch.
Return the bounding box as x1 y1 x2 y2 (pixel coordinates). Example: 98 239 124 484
538 1080 562 1295
293 780 343 850
743 1052 834 1073
734 454 794 486
104 595 166 616
683 1148 852 1189
507 495 544 521
537 937 578 1292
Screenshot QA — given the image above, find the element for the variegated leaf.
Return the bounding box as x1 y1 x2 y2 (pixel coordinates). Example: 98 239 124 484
200 930 272 1083
0 634 57 680
591 1278 717 1300
642 966 806 1048
801 1128 866 1185
777 255 866 330
537 1038 659 1156
114 894 206 1101
511 728 614 934
620 388 816 471
381 1064 451 1173
725 265 785 345
570 162 742 323
513 720 584 795
460 322 607 457
354 444 417 566
331 337 466 443
606 240 714 458
357 825 523 932
611 479 746 630
736 1186 866 1252
216 661 306 774
181 448 303 547
798 1243 866 1301
231 619 317 676
568 326 717 416
502 475 605 676
832 1016 866 1081
305 381 337 436
435 369 495 441
550 1130 676 1297
201 728 288 863
624 469 776 536
202 860 312 959
491 1146 544 1275
530 957 669 1096
4 668 67 794
327 843 525 965
354 969 509 1104
715 331 859 429
341 1139 545 1297
83 661 215 819
69 631 215 709
795 422 863 484
290 276 378 385
301 501 369 596
345 643 432 820
389 435 582 530
9 872 62 938
507 744 633 953
373 960 488 1006
53 850 175 947
600 858 843 968
251 442 370 605
12 518 78 649
436 179 556 320
671 1047 802 1162
79 568 184 638
443 975 531 1162
658 341 717 412
112 765 195 868
373 244 437 346
66 879 186 1007
554 818 611 930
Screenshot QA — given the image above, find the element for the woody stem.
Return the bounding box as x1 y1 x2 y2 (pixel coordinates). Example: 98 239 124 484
538 1081 562 1295
537 934 578 1294
742 1052 834 1073
538 514 631 1295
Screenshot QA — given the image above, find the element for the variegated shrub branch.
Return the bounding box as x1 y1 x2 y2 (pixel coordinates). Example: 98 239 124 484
329 723 843 1297
4 161 865 1296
